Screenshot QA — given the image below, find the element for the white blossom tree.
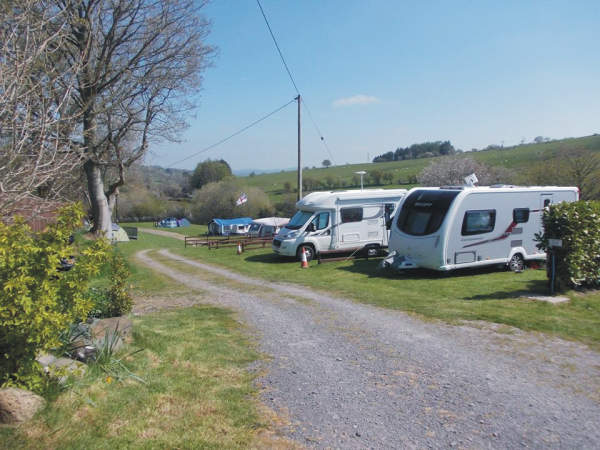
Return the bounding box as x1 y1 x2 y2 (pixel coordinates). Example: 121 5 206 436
418 157 514 187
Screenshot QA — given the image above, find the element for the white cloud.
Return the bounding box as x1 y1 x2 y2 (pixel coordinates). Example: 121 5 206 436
332 94 380 108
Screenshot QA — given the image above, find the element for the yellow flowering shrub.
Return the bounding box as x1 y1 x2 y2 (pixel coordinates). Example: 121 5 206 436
0 203 109 391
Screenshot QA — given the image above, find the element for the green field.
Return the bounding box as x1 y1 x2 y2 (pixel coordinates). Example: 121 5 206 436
124 221 208 237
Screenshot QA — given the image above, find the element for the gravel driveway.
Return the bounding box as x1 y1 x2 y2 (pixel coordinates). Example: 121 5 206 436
137 249 600 449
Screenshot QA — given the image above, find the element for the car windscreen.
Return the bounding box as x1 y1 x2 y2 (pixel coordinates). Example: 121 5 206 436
286 210 313 230
396 190 460 236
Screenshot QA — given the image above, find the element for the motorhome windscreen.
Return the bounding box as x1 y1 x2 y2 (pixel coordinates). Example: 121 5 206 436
397 190 460 236
286 210 313 230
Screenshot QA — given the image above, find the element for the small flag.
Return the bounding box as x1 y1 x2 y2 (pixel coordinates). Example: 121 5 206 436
464 173 478 187
235 192 248 206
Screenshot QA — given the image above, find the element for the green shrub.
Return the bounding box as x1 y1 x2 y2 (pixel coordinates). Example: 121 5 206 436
536 200 600 289
87 287 113 319
0 204 109 392
106 252 133 317
87 252 133 318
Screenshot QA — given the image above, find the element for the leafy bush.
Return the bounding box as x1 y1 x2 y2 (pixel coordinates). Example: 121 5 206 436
536 201 600 289
87 252 133 318
107 252 133 317
87 287 113 319
0 204 109 391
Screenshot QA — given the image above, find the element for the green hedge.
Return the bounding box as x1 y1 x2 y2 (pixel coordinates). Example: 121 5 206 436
537 201 600 289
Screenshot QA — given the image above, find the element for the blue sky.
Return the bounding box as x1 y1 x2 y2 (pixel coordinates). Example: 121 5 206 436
148 0 600 173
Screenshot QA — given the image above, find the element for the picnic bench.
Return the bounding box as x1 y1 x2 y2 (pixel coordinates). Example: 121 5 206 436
122 226 138 240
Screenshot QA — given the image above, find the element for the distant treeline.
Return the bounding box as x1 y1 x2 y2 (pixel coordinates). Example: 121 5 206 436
373 141 457 162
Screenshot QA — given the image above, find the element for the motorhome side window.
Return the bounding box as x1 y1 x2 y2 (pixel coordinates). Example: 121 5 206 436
461 210 496 236
513 208 529 223
341 208 363 223
311 212 329 230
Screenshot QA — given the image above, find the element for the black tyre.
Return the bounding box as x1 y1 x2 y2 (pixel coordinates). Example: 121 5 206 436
297 245 315 262
508 253 524 272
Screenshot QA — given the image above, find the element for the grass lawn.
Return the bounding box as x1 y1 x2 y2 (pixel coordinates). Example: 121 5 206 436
0 233 288 449
122 221 208 237
154 237 600 348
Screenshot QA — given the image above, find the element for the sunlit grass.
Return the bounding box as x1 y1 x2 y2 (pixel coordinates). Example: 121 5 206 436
0 305 280 449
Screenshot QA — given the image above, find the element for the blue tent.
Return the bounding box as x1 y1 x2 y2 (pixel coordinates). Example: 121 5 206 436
208 217 253 236
178 218 191 227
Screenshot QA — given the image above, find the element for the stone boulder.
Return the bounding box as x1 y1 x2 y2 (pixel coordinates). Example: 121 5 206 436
90 317 133 353
0 388 45 424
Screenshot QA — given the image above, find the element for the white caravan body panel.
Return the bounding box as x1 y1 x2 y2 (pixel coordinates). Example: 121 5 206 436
387 186 579 271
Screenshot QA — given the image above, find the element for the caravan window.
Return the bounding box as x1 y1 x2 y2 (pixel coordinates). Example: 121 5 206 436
513 208 529 223
341 208 363 223
462 210 496 235
397 190 460 236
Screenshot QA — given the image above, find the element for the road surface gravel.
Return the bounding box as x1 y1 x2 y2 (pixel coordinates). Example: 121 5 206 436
136 248 600 449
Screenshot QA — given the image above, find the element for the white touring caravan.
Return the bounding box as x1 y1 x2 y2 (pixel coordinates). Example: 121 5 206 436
272 189 407 261
383 185 579 272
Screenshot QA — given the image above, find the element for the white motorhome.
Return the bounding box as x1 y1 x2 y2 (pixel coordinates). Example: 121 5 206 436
383 185 579 272
272 189 407 261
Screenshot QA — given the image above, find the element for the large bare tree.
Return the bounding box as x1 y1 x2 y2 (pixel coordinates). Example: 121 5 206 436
56 0 214 235
0 1 85 216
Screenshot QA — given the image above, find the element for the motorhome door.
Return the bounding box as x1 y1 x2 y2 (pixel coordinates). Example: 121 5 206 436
308 211 331 251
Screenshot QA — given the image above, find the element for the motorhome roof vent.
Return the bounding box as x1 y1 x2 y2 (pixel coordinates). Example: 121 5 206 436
439 186 465 190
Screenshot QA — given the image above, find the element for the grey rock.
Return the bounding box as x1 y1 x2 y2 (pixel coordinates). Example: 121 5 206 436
0 388 45 424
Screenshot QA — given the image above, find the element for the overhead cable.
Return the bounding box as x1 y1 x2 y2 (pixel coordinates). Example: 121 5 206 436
167 98 296 168
256 0 336 165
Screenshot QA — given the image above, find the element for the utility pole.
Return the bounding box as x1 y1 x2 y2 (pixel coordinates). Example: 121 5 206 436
297 94 302 200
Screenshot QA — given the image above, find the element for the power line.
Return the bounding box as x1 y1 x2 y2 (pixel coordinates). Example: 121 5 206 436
256 0 300 95
167 98 296 168
256 0 336 165
301 97 336 165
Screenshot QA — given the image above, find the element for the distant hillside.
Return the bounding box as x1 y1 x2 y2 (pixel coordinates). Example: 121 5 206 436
240 134 600 203
131 134 600 208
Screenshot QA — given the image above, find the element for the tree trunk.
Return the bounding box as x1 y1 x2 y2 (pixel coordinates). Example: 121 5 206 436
84 159 112 237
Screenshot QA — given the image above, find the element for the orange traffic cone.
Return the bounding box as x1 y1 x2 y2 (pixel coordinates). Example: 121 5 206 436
237 242 243 255
300 247 309 268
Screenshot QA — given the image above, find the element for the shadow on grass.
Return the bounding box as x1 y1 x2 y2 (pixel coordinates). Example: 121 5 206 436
461 280 550 301
338 259 506 280
244 252 292 264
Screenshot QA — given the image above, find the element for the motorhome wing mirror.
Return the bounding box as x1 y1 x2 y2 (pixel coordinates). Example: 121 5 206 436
307 223 316 232
385 216 393 230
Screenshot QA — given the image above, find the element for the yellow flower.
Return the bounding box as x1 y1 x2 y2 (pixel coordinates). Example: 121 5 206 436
105 376 113 384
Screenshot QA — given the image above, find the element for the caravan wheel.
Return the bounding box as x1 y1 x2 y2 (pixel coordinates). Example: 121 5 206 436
508 254 524 272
